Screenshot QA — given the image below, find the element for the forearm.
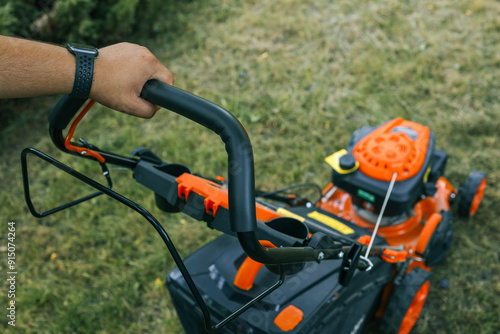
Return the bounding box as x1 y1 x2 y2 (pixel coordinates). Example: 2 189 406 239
0 36 74 98
0 35 174 118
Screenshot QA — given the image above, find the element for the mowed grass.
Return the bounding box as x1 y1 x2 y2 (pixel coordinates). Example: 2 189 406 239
1 0 499 333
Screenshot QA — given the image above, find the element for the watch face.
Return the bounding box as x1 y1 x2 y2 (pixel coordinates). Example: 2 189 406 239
67 43 99 56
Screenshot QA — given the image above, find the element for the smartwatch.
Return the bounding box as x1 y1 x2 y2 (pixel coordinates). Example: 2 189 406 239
66 43 99 99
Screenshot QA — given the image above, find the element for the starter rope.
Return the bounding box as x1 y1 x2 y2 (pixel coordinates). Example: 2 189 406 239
361 172 398 267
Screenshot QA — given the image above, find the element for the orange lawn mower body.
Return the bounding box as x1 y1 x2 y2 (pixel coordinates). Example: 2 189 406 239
166 117 487 334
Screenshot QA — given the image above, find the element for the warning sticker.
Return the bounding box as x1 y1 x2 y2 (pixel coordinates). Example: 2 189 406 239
276 208 306 222
307 211 355 235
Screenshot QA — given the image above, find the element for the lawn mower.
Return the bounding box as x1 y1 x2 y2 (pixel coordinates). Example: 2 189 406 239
22 80 487 334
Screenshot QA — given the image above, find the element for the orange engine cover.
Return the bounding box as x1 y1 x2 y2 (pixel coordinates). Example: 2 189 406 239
352 118 430 182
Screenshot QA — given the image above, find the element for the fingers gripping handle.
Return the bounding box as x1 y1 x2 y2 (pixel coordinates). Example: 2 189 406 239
140 80 257 233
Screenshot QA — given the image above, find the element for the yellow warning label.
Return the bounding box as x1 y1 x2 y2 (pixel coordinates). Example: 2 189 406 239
276 208 306 222
307 211 355 235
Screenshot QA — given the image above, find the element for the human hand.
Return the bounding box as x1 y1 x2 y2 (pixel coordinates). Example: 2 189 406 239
90 43 174 118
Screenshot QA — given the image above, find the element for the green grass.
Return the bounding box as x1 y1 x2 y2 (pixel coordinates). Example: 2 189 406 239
1 0 499 333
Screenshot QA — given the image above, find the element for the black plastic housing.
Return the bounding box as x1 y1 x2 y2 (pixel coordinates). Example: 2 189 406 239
167 234 392 334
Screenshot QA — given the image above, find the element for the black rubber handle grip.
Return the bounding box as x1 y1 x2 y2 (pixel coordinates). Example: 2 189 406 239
140 80 257 233
48 95 87 130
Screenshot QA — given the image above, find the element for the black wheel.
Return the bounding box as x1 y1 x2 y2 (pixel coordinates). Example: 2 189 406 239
379 268 432 334
457 170 487 218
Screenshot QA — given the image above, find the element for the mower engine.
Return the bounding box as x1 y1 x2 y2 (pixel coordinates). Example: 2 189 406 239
324 118 447 225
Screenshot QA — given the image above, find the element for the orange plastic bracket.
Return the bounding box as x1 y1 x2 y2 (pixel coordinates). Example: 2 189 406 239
381 248 409 263
359 235 410 263
64 100 105 163
176 173 281 220
178 183 194 201
274 305 304 332
233 240 276 291
357 235 372 245
205 197 222 217
176 173 229 217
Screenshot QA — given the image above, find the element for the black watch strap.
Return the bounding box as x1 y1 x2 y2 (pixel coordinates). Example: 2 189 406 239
66 43 98 99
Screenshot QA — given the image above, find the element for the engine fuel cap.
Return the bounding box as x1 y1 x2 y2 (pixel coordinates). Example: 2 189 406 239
339 153 357 170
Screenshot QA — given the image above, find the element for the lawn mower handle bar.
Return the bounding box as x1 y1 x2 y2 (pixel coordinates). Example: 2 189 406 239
140 80 257 233
141 80 337 264
47 79 339 264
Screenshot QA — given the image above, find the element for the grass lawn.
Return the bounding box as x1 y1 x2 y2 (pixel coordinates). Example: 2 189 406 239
1 0 499 333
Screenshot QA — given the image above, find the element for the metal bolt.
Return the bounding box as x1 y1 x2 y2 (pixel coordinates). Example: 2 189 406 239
318 252 325 261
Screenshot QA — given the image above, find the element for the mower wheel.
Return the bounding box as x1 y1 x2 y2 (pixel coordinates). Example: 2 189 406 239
457 170 487 218
379 268 431 334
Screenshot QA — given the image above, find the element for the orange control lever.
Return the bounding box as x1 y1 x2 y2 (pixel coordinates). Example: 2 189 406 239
64 100 105 163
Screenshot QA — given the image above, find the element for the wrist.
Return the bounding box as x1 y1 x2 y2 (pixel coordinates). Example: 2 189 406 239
66 43 99 99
